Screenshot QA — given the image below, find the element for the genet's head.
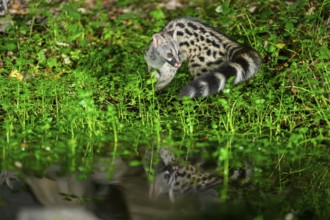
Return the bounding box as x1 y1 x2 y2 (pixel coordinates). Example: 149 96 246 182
152 33 181 68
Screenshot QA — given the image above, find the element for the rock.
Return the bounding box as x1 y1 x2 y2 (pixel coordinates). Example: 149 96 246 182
18 207 99 220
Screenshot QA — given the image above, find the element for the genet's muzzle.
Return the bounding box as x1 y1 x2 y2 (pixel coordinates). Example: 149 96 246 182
168 58 181 68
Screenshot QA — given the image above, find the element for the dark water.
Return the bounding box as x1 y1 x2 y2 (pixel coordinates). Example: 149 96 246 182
0 134 329 219
0 173 256 220
0 161 325 220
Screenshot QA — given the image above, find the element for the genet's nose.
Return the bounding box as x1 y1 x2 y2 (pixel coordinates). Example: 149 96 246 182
174 62 181 68
168 58 181 68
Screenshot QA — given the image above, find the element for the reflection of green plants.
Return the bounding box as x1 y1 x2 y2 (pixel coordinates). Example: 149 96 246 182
214 135 232 201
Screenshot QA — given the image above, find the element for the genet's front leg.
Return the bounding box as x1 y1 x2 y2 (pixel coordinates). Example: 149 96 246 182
154 62 179 91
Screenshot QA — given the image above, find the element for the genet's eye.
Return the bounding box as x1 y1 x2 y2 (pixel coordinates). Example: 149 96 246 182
166 53 173 59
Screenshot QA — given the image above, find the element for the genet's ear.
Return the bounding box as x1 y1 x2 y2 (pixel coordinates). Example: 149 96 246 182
152 33 165 46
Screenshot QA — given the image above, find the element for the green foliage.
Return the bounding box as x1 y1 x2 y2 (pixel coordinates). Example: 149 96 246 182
0 0 329 218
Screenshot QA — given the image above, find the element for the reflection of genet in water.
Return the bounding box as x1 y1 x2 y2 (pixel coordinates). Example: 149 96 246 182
150 164 222 203
149 148 222 202
149 147 252 203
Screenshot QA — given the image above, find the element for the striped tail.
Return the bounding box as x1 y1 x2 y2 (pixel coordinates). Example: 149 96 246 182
179 47 261 98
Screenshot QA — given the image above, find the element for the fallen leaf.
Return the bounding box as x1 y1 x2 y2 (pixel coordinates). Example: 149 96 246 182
276 43 286 49
9 70 24 81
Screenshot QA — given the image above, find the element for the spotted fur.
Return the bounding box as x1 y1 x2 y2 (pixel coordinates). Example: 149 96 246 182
144 17 261 98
